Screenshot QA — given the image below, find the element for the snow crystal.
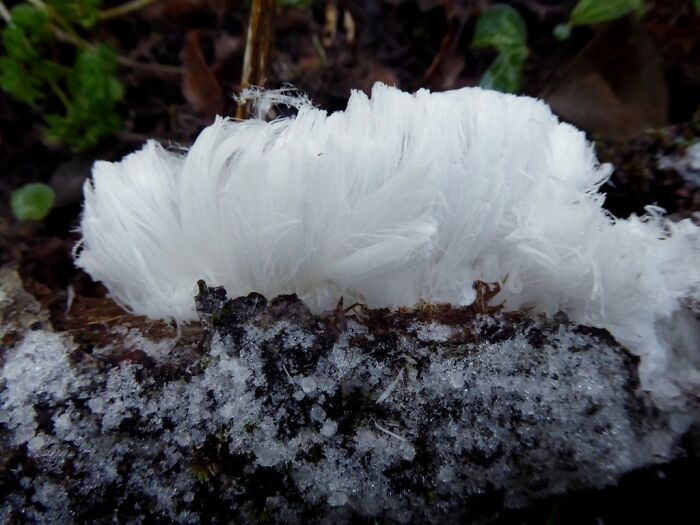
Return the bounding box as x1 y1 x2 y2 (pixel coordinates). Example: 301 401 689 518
327 491 348 507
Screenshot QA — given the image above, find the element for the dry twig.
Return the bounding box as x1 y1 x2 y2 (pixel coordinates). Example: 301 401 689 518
236 0 276 120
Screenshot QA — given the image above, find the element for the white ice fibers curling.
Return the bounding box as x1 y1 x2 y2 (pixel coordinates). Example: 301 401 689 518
76 83 700 404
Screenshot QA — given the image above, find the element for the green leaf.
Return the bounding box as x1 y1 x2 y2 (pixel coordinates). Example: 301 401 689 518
3 4 51 61
10 183 56 221
694 0 700 12
45 45 124 151
569 0 644 27
0 4 60 106
472 5 529 94
0 56 46 106
479 47 528 94
48 0 103 29
2 23 43 63
9 4 51 34
472 4 527 52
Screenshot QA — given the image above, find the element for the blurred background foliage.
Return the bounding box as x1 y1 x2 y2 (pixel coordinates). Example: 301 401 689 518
0 0 699 225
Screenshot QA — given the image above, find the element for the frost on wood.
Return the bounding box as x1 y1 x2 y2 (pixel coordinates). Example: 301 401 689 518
75 83 700 408
0 282 694 524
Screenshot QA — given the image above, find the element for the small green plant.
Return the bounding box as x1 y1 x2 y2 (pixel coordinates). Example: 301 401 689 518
0 1 125 152
553 0 645 41
471 4 528 94
10 182 55 221
45 44 124 151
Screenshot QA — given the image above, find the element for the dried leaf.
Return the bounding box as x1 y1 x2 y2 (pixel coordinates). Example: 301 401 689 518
182 30 225 119
542 19 668 141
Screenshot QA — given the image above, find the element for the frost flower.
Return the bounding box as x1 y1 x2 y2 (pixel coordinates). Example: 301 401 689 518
76 83 700 406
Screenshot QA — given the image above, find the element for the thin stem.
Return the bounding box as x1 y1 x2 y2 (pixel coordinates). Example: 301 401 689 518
0 1 11 23
52 22 180 76
52 25 94 49
25 0 48 9
99 0 158 21
48 78 71 109
20 0 181 79
27 0 85 44
237 0 276 119
116 55 182 76
311 34 327 67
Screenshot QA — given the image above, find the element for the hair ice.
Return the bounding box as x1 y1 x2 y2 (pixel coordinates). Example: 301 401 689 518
76 83 700 406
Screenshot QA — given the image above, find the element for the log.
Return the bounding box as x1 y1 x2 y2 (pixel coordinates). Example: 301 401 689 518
0 275 690 523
